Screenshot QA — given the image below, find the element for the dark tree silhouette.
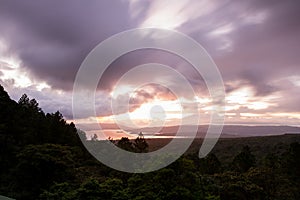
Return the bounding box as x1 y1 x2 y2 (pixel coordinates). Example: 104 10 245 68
117 137 134 152
232 145 256 172
133 132 148 153
199 153 221 174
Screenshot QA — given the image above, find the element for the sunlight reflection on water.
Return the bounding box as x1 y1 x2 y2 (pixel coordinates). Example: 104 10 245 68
85 129 188 140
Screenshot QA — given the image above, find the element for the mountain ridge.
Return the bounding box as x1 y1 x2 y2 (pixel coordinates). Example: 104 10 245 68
77 122 300 138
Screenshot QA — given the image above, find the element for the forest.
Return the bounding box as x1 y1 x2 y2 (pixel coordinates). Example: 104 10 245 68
0 84 300 200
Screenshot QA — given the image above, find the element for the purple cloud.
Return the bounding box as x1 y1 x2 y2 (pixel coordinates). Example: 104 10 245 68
0 0 299 123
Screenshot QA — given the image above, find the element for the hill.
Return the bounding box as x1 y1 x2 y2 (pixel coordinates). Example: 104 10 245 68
133 124 300 137
77 122 300 139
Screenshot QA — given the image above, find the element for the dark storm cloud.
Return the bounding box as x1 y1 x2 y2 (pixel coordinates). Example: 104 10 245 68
98 49 206 93
1 0 300 119
0 0 137 90
1 0 299 95
182 0 300 96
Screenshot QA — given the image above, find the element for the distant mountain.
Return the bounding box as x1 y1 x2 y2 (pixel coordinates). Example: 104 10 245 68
141 125 300 138
81 123 300 138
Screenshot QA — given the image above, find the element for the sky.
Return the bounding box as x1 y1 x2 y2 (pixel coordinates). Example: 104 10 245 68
0 0 300 130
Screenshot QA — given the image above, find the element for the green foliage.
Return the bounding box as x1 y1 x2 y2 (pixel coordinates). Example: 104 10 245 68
115 135 149 153
39 182 76 200
232 145 256 172
117 137 135 152
0 85 84 199
133 133 149 153
98 178 126 200
1 85 300 200
12 144 78 199
283 142 300 179
76 178 102 200
199 153 222 174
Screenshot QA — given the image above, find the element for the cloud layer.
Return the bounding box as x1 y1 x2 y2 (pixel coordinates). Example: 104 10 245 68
0 0 299 125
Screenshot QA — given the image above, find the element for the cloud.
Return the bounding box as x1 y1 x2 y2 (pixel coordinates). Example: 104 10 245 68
0 82 112 120
1 0 299 94
128 0 300 101
1 0 300 124
0 0 137 90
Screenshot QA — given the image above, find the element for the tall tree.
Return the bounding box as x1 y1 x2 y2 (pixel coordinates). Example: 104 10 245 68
199 153 221 174
134 132 148 153
232 145 256 172
117 137 134 152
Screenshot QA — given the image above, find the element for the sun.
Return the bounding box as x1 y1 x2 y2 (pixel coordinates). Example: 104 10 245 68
130 100 182 120
98 99 183 128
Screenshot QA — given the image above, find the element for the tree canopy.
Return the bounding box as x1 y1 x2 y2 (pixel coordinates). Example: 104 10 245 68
0 84 300 200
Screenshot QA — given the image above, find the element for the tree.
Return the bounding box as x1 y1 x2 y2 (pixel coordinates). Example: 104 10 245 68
232 145 256 173
75 178 102 200
39 182 76 200
45 111 81 146
99 178 126 200
282 142 300 181
134 132 148 153
13 144 77 199
117 137 134 152
91 134 98 141
199 153 221 174
18 94 30 106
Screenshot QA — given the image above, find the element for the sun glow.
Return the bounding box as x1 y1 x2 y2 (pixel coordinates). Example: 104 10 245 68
226 87 253 105
0 39 50 90
140 1 188 29
124 100 183 127
98 99 183 128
